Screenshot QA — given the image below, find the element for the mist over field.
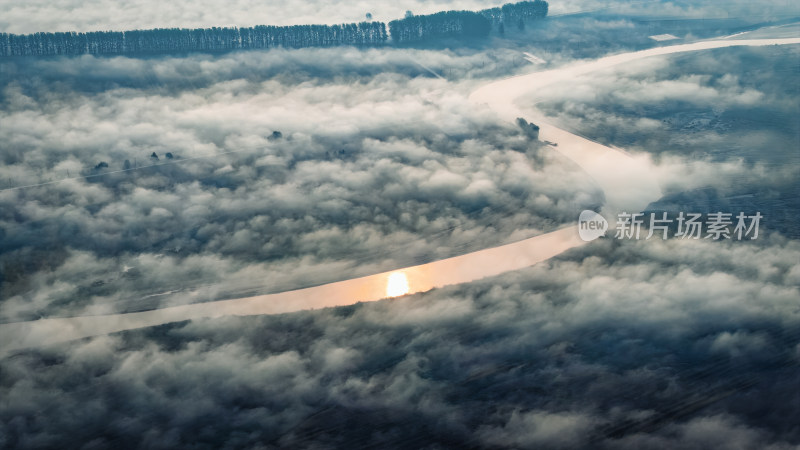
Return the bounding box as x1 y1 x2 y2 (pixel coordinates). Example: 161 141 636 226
3 237 799 448
532 44 800 236
1 1 799 449
0 48 606 322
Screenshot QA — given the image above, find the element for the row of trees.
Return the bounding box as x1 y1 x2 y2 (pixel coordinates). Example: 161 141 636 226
388 11 492 44
0 1 548 57
0 22 388 56
479 0 549 27
388 0 548 44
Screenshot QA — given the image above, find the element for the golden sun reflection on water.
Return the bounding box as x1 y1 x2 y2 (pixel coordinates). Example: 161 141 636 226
386 272 410 298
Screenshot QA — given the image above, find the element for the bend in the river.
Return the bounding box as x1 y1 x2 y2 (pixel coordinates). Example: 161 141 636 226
2 36 798 354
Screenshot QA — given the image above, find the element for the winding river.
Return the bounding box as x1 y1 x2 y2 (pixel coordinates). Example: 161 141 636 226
1 35 798 354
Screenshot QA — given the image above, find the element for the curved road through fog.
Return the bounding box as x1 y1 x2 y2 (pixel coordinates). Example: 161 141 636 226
2 36 798 354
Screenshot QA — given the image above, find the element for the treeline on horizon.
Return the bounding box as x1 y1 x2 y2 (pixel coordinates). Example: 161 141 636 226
0 1 547 57
389 0 548 43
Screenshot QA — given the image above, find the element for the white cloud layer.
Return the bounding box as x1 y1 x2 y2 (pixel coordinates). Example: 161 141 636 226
0 48 602 322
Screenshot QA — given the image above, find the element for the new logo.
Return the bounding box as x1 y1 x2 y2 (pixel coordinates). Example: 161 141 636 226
578 210 608 242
